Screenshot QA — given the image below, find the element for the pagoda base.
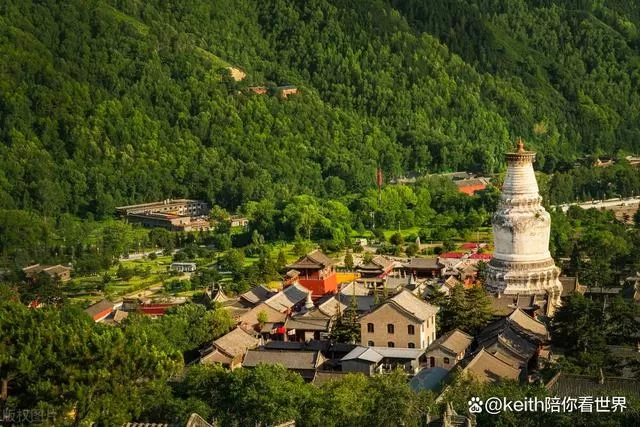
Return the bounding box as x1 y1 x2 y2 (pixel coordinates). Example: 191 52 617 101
486 259 562 316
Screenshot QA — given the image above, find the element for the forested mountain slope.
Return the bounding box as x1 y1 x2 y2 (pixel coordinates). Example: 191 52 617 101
1 0 640 217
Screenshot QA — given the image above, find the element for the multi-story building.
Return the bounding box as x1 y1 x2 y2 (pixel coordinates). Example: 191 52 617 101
116 199 211 232
116 199 209 216
286 250 337 297
358 289 439 349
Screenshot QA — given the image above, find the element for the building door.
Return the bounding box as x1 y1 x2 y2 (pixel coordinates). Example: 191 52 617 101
430 357 435 368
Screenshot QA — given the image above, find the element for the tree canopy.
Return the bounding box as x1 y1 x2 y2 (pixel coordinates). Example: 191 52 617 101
2 0 640 219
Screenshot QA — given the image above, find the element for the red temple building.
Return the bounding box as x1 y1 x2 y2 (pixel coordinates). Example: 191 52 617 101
286 250 337 297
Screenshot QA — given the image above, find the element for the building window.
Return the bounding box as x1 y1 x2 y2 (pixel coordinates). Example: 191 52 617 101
368 341 375 347
367 323 374 333
432 331 435 341
444 357 450 365
408 343 415 349
387 324 394 334
388 342 395 348
407 325 415 335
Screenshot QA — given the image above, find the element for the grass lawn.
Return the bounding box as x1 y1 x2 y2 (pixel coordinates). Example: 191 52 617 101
243 243 299 267
174 290 201 297
69 254 216 300
382 227 422 240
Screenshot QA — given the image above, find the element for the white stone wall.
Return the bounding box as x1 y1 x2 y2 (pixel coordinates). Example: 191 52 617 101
501 161 540 198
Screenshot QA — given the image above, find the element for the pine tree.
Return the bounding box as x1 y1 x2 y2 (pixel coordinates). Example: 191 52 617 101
276 249 287 271
464 284 493 335
441 283 467 333
425 288 448 331
344 250 354 269
330 295 360 343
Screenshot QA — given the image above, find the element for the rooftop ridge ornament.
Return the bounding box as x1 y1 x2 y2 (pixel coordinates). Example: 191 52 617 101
506 137 535 163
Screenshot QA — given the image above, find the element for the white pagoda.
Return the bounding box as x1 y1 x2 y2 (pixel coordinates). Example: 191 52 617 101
485 138 562 316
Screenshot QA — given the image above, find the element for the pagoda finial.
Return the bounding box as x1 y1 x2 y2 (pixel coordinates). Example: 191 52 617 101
517 137 525 153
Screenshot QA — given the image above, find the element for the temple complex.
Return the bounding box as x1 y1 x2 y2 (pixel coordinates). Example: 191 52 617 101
485 139 563 316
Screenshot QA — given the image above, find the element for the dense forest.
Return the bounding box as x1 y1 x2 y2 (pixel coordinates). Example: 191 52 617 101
2 0 640 218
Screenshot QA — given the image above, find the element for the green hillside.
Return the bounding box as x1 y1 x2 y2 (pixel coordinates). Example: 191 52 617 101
1 0 640 217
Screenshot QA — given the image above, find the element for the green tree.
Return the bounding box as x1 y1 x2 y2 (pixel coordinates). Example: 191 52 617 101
219 249 245 278
276 249 287 271
257 310 268 327
464 285 493 335
373 228 386 242
551 293 608 371
389 232 404 245
330 296 360 343
439 283 467 333
156 303 234 354
117 263 133 280
149 228 175 251
405 243 419 257
475 260 488 285
606 296 640 345
209 205 229 224
344 250 354 269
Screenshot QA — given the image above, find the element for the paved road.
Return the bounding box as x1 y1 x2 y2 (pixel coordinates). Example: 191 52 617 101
553 197 640 213
119 249 178 262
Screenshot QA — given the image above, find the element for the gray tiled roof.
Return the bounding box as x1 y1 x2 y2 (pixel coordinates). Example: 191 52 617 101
243 349 325 370
284 316 330 331
341 346 424 363
403 258 441 270
460 349 520 384
237 302 287 326
240 285 276 305
84 299 114 317
429 329 473 355
476 319 539 368
546 372 640 398
317 293 375 317
507 308 549 341
389 289 439 321
358 255 393 271
373 346 425 360
265 283 311 311
339 281 370 296
213 327 259 358
287 249 334 269
341 347 384 363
